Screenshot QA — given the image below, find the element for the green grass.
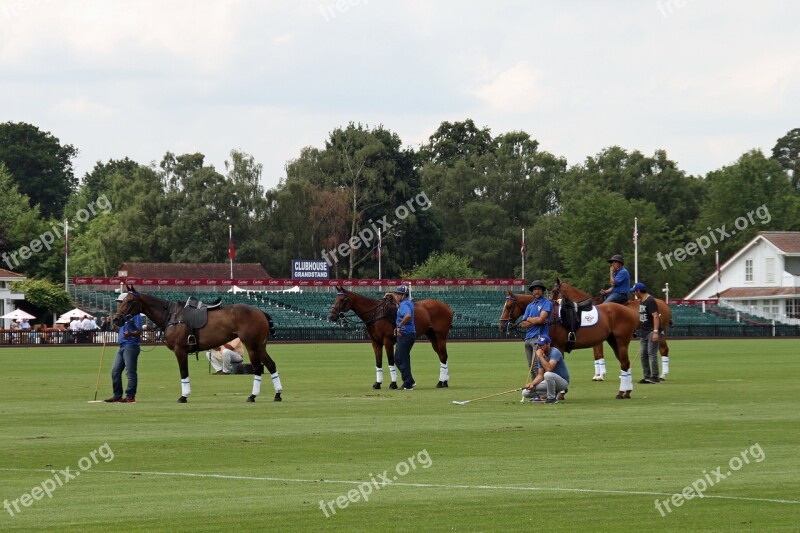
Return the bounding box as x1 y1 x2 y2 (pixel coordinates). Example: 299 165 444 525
1 339 799 531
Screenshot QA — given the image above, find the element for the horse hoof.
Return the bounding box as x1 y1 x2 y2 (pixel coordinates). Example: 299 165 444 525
373 382 381 389
615 393 624 400
624 392 632 399
436 381 448 388
274 393 282 402
246 395 256 403
389 382 398 390
177 396 187 403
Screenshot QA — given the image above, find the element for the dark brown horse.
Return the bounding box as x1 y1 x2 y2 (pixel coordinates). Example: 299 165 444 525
113 285 281 403
499 282 639 399
328 287 454 389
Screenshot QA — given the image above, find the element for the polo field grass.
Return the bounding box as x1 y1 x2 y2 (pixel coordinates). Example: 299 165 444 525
1 339 798 531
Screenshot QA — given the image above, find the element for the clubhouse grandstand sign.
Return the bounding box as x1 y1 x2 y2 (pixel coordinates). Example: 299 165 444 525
291 259 330 279
73 277 525 288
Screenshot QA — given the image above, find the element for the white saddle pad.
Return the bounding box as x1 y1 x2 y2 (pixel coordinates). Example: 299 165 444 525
580 307 600 327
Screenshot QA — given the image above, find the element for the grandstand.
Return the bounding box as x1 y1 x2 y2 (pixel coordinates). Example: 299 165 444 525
68 283 800 340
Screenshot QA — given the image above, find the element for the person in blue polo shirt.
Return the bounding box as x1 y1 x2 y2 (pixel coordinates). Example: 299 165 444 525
105 292 142 403
522 334 570 404
391 285 416 390
520 280 553 380
600 254 631 305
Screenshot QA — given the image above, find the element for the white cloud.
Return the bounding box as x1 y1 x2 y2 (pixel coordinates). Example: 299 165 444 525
472 62 550 114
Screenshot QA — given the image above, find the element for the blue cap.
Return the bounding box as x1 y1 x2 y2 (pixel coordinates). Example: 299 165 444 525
633 282 646 292
535 334 551 346
393 285 409 295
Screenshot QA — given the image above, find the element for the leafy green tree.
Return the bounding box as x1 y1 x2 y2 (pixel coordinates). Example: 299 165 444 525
771 128 800 191
405 252 485 279
0 122 78 219
10 278 72 324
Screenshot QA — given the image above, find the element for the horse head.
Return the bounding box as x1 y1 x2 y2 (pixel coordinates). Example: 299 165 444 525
113 284 141 327
499 290 524 332
328 286 352 322
550 279 562 302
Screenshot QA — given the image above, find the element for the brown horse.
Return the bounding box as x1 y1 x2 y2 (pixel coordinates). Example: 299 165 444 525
562 280 672 381
499 283 639 399
328 287 454 389
113 285 282 403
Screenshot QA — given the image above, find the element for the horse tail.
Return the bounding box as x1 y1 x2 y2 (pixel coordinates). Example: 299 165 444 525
262 311 276 338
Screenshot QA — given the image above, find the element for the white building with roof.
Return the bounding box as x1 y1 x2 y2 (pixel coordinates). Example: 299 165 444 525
685 232 800 324
1 268 26 328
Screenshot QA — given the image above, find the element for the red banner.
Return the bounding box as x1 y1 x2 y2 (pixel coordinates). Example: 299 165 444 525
72 277 526 287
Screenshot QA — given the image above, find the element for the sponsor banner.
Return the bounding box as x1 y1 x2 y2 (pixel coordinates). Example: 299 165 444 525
73 277 527 287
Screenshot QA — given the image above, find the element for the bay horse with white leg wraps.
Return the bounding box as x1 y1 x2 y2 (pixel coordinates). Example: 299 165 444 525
327 287 454 389
113 285 282 403
499 281 639 399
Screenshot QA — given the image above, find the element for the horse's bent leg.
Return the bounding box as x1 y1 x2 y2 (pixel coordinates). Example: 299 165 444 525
592 345 606 381
385 341 398 389
176 351 191 403
248 345 281 402
372 341 384 389
427 333 449 388
659 335 669 380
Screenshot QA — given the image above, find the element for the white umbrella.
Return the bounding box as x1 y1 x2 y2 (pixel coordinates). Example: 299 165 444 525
1 309 36 320
58 308 95 322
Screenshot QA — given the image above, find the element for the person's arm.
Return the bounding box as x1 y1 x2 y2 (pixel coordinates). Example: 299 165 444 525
538 350 558 372
651 301 660 340
526 366 545 389
395 307 411 336
521 309 548 328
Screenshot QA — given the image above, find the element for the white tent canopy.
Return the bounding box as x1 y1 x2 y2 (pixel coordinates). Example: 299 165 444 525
57 308 95 323
1 309 36 320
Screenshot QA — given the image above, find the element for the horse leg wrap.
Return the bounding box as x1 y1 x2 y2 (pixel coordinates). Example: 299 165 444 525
270 372 282 393
389 366 398 384
181 378 191 397
661 356 669 377
620 370 632 391
439 363 449 382
375 367 384 384
593 360 601 379
252 375 262 397
599 358 606 377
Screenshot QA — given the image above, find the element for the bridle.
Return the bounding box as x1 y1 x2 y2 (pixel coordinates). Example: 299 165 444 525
331 291 395 330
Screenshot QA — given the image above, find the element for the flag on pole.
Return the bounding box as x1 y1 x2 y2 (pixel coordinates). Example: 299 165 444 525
520 228 527 257
376 229 382 260
64 220 70 256
228 227 236 260
632 225 638 244
716 250 721 282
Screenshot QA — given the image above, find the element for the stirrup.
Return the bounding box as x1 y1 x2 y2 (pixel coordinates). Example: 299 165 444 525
187 334 196 346
567 331 576 342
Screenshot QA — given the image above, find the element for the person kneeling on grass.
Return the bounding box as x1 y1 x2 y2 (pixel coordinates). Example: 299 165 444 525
207 337 244 375
521 334 569 404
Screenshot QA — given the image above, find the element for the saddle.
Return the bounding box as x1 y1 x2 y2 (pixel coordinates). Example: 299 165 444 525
183 296 223 348
558 296 595 353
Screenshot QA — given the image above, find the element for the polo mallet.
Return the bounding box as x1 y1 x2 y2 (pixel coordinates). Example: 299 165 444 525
88 342 107 403
521 347 538 403
452 388 523 406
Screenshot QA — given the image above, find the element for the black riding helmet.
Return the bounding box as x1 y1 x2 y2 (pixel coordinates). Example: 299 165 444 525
528 280 546 292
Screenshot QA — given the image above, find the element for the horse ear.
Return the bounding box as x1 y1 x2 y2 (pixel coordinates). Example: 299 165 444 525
506 289 513 297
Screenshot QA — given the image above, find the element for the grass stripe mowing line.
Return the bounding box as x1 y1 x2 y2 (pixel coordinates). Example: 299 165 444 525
2 467 798 505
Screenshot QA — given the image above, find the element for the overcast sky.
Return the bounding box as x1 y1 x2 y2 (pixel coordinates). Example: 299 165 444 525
2 0 798 191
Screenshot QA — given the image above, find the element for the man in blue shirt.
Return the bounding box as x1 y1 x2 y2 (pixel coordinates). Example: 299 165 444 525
520 280 553 380
105 292 142 403
522 334 570 404
391 285 416 390
600 254 631 305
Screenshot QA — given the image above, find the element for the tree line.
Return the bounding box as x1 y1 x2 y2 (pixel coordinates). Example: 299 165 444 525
1 120 799 297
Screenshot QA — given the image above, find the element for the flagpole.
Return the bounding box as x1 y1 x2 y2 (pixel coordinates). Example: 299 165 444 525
229 225 233 280
521 228 525 280
377 228 382 280
633 217 638 283
716 249 721 298
64 219 69 292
